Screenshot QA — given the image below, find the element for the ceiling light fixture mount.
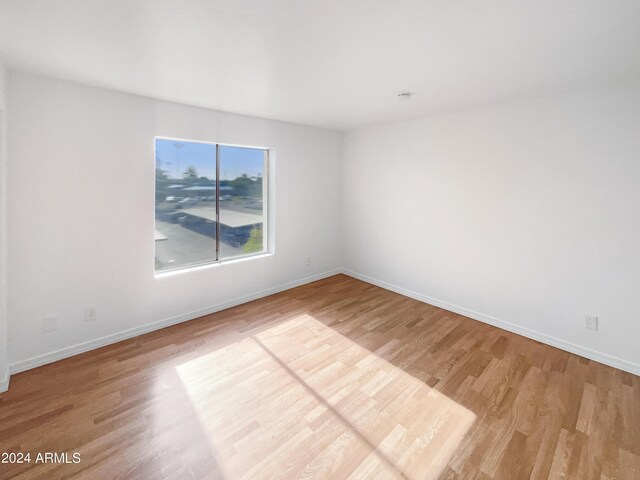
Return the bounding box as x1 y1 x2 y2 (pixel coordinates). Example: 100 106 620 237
396 91 415 100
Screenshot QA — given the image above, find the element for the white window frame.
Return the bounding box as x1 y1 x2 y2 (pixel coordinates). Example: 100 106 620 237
154 136 273 275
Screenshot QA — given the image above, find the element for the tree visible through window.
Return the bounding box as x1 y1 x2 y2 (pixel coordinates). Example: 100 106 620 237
155 138 268 272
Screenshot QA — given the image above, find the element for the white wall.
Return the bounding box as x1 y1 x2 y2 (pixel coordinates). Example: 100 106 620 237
7 72 343 370
5 71 640 380
0 62 8 390
343 87 640 374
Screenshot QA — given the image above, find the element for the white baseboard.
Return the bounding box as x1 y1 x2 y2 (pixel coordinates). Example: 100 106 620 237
9 269 341 376
342 269 640 377
0 365 9 393
7 267 639 383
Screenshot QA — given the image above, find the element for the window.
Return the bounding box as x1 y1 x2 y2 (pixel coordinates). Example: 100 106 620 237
155 138 268 272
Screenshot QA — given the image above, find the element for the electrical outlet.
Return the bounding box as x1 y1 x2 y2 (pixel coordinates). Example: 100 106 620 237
306 257 312 266
43 316 58 332
84 307 97 322
584 315 598 331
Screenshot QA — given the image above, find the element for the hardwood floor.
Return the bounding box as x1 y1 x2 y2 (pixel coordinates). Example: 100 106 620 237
0 274 638 479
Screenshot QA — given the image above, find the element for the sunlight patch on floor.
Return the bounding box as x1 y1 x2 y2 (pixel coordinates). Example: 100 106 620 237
175 314 476 480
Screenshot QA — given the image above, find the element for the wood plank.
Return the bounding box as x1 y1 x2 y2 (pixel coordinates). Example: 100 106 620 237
0 274 637 480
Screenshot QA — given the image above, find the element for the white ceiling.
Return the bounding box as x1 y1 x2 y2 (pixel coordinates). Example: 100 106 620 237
1 0 640 130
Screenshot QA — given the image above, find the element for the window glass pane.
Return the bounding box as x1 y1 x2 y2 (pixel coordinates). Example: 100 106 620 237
219 145 267 260
155 139 216 271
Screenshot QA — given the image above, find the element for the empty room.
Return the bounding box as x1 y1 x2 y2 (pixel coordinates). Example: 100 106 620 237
0 1 639 479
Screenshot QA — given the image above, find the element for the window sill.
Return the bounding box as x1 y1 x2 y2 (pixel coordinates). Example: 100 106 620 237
154 251 274 279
